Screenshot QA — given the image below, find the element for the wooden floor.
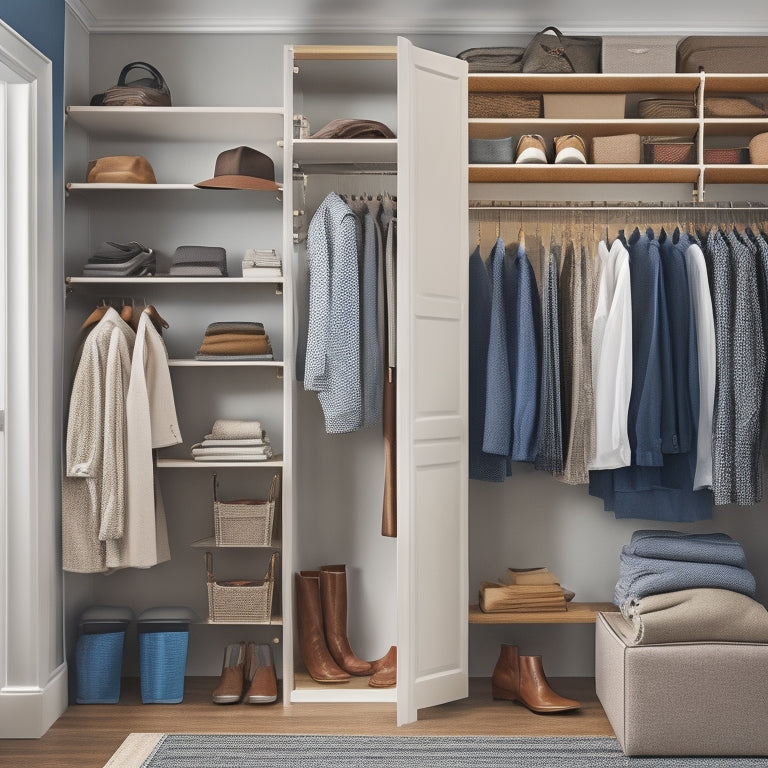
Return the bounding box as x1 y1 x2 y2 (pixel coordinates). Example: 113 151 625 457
0 677 614 768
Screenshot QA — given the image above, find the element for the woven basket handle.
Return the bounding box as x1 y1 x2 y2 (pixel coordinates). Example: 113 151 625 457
268 473 280 504
117 61 167 90
264 551 278 583
205 551 214 583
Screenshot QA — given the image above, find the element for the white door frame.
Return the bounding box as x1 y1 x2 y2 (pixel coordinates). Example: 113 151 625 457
0 19 67 739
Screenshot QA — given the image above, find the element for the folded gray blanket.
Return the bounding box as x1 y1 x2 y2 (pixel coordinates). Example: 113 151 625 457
614 551 756 608
626 529 747 568
617 588 768 645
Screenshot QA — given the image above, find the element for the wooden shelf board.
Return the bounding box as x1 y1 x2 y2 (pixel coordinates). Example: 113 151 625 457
292 138 397 166
157 457 284 468
66 182 284 191
65 105 284 141
293 45 397 61
66 276 282 284
469 118 699 141
469 602 617 624
191 537 281 549
704 165 768 183
468 73 701 94
468 164 700 184
702 73 768 92
168 359 283 368
703 118 768 136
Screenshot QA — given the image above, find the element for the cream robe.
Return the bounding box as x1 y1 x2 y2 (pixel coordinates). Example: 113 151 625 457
62 308 134 573
107 312 181 569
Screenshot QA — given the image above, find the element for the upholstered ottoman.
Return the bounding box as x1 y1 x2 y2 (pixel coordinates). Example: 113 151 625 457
595 611 768 756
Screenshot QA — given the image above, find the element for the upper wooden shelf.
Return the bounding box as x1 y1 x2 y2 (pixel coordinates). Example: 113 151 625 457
157 456 284 468
468 164 701 184
65 276 282 284
65 106 284 142
469 602 617 625
468 73 702 94
702 73 768 92
293 45 397 61
292 138 397 167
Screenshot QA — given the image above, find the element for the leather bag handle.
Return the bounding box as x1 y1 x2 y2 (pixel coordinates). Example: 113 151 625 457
117 61 166 89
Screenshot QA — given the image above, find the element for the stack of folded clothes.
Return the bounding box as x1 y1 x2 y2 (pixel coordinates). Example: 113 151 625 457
195 321 273 361
242 248 282 277
168 245 228 276
81 240 155 277
479 567 574 613
612 529 766 645
191 419 273 462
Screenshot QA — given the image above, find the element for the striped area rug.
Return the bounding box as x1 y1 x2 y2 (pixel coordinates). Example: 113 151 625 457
105 733 768 768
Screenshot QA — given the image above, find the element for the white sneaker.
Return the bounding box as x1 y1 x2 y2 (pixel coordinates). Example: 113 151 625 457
515 134 548 164
554 134 587 164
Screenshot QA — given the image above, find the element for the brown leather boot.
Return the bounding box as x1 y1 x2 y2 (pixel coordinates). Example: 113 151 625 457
368 645 396 688
295 571 350 683
491 644 579 713
319 565 373 676
212 642 246 704
243 642 278 704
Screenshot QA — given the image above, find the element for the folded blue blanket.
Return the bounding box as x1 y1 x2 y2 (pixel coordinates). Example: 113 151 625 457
614 551 757 607
626 530 747 568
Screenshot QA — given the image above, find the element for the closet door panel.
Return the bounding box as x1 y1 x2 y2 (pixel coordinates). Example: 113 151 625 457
396 37 468 726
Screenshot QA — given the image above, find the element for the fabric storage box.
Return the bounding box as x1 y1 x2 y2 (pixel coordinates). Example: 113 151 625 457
642 138 696 164
137 606 196 704
213 473 279 546
592 134 641 164
468 136 515 164
703 146 749 164
543 93 625 119
637 98 697 119
206 551 278 623
75 606 133 704
601 36 678 73
677 36 768 73
468 92 541 118
595 611 768 756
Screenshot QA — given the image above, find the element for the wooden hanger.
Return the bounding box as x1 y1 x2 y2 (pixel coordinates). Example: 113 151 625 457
143 304 169 331
79 299 109 333
120 299 135 328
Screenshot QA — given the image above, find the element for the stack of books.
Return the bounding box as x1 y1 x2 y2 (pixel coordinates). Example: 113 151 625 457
479 567 571 613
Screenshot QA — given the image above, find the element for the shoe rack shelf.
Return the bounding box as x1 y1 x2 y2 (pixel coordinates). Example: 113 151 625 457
468 72 768 196
468 602 618 624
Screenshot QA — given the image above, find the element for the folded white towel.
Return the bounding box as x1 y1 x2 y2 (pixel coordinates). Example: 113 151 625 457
202 437 269 446
192 444 272 456
193 454 271 462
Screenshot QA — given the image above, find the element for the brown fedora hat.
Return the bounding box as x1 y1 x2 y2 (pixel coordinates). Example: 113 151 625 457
87 155 157 184
195 146 280 191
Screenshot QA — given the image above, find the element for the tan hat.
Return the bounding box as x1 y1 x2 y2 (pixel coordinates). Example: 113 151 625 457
86 155 157 184
194 146 279 191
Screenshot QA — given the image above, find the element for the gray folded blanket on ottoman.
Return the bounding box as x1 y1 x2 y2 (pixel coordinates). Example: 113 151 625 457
615 588 768 645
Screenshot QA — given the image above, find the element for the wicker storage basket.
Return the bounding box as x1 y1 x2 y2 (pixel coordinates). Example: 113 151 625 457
637 98 697 119
213 473 278 546
643 138 696 164
468 92 541 118
206 550 278 623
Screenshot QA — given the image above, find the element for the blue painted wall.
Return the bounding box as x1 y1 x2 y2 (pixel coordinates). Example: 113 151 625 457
1 0 65 166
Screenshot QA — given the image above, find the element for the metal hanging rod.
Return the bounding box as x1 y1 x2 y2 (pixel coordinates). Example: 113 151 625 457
469 201 768 212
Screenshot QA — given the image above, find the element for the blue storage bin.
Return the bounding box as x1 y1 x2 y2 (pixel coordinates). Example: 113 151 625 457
75 606 133 704
137 607 196 704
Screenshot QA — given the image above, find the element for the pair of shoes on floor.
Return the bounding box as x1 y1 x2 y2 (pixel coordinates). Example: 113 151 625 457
295 566 396 687
491 644 580 714
212 641 278 704
515 134 587 165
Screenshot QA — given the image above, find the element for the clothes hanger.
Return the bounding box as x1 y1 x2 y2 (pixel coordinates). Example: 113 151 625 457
120 298 134 327
78 298 110 333
143 304 170 331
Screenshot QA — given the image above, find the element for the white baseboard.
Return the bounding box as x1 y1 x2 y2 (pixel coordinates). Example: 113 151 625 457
0 663 69 739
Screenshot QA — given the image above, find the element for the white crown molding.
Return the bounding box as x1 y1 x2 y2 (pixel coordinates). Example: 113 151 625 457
63 0 97 32
59 4 768 36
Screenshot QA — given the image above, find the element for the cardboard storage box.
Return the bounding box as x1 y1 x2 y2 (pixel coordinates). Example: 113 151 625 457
543 93 626 119
602 36 679 73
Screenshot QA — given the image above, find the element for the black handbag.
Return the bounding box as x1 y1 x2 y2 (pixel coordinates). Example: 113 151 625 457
522 27 602 74
90 62 172 107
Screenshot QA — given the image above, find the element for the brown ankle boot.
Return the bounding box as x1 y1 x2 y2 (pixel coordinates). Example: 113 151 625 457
295 571 350 683
319 565 373 676
368 645 396 688
491 644 579 713
212 642 246 704
243 642 278 704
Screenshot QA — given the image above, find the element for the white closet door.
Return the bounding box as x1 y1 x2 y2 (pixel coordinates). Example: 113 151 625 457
395 37 468 726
